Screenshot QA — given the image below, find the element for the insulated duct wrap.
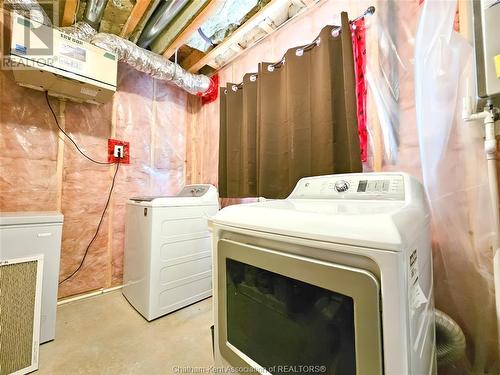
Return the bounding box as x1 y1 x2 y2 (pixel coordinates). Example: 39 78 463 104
91 33 212 94
3 0 96 41
59 22 98 42
3 0 52 25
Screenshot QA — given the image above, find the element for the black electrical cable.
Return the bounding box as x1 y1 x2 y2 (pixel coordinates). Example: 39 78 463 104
45 91 121 285
59 160 120 285
45 91 113 165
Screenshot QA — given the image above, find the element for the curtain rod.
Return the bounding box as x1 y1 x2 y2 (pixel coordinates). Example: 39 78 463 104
227 6 375 93
268 6 375 70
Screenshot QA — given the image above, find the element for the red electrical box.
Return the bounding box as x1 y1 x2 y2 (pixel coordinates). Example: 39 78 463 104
108 139 130 164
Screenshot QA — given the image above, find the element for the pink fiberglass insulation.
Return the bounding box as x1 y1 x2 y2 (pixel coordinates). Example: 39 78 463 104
0 70 58 211
58 94 114 297
0 64 188 298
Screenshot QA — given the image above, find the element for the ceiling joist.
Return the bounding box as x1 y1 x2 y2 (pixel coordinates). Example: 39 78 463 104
61 0 79 26
183 0 288 73
149 0 210 55
162 0 220 60
120 0 153 39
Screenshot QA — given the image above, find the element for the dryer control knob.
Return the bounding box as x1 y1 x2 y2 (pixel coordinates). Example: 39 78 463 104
334 180 350 192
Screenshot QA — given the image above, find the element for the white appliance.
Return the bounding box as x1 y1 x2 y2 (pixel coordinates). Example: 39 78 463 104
0 255 44 375
473 0 500 99
123 184 219 321
9 13 117 104
0 212 64 344
210 173 436 375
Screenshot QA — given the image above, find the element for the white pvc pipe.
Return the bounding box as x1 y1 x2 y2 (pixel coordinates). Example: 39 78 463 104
463 102 500 350
484 115 500 344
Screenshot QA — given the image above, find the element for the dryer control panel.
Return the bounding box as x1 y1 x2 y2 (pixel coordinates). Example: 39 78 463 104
289 173 405 200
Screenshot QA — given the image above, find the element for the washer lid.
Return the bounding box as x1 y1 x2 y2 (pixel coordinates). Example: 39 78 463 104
210 173 429 251
0 211 64 226
128 184 219 207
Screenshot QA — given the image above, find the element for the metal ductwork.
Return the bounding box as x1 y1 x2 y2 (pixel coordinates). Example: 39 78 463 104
83 0 110 30
137 0 188 49
435 309 466 366
91 32 211 94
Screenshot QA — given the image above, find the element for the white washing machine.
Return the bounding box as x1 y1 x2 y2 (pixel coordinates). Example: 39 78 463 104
210 173 436 375
123 184 219 321
0 212 64 344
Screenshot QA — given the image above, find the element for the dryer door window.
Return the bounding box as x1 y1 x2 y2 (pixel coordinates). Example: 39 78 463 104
217 239 383 375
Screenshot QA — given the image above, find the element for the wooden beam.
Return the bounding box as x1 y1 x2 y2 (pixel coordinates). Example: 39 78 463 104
161 0 219 59
61 0 79 26
149 0 209 54
180 49 207 69
259 22 275 34
184 0 288 73
120 0 153 39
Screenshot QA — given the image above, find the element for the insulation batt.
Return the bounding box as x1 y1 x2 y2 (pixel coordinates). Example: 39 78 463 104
91 33 212 95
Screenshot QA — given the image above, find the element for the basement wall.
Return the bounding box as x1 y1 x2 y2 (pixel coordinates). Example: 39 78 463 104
0 64 192 298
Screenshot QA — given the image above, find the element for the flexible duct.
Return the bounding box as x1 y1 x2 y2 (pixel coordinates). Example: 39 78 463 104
59 22 98 42
3 0 52 25
91 32 212 94
435 309 466 366
4 0 97 41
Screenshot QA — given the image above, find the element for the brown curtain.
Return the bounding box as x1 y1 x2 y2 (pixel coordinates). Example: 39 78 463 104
219 12 361 199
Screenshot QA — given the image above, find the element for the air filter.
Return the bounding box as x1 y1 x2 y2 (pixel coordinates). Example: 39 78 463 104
0 256 43 375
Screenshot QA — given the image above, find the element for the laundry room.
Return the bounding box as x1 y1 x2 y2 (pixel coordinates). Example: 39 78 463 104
0 0 499 374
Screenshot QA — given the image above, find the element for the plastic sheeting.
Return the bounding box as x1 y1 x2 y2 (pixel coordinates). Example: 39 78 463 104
414 1 498 373
0 71 58 210
0 64 187 297
186 0 499 372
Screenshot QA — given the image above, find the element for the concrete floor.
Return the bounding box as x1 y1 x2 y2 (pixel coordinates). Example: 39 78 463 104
38 291 214 375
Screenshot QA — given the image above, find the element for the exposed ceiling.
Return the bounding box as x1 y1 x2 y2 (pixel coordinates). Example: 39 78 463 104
54 0 320 75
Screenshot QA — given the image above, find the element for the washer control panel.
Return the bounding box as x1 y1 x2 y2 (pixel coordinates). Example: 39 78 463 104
177 185 209 197
290 174 405 200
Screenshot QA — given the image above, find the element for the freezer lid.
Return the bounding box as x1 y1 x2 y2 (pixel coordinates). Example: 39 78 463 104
0 211 64 226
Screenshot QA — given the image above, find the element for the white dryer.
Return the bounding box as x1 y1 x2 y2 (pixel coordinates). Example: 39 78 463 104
123 184 219 321
210 173 436 375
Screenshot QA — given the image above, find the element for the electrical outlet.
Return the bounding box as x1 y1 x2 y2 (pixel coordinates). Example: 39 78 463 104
108 139 130 164
113 145 124 158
